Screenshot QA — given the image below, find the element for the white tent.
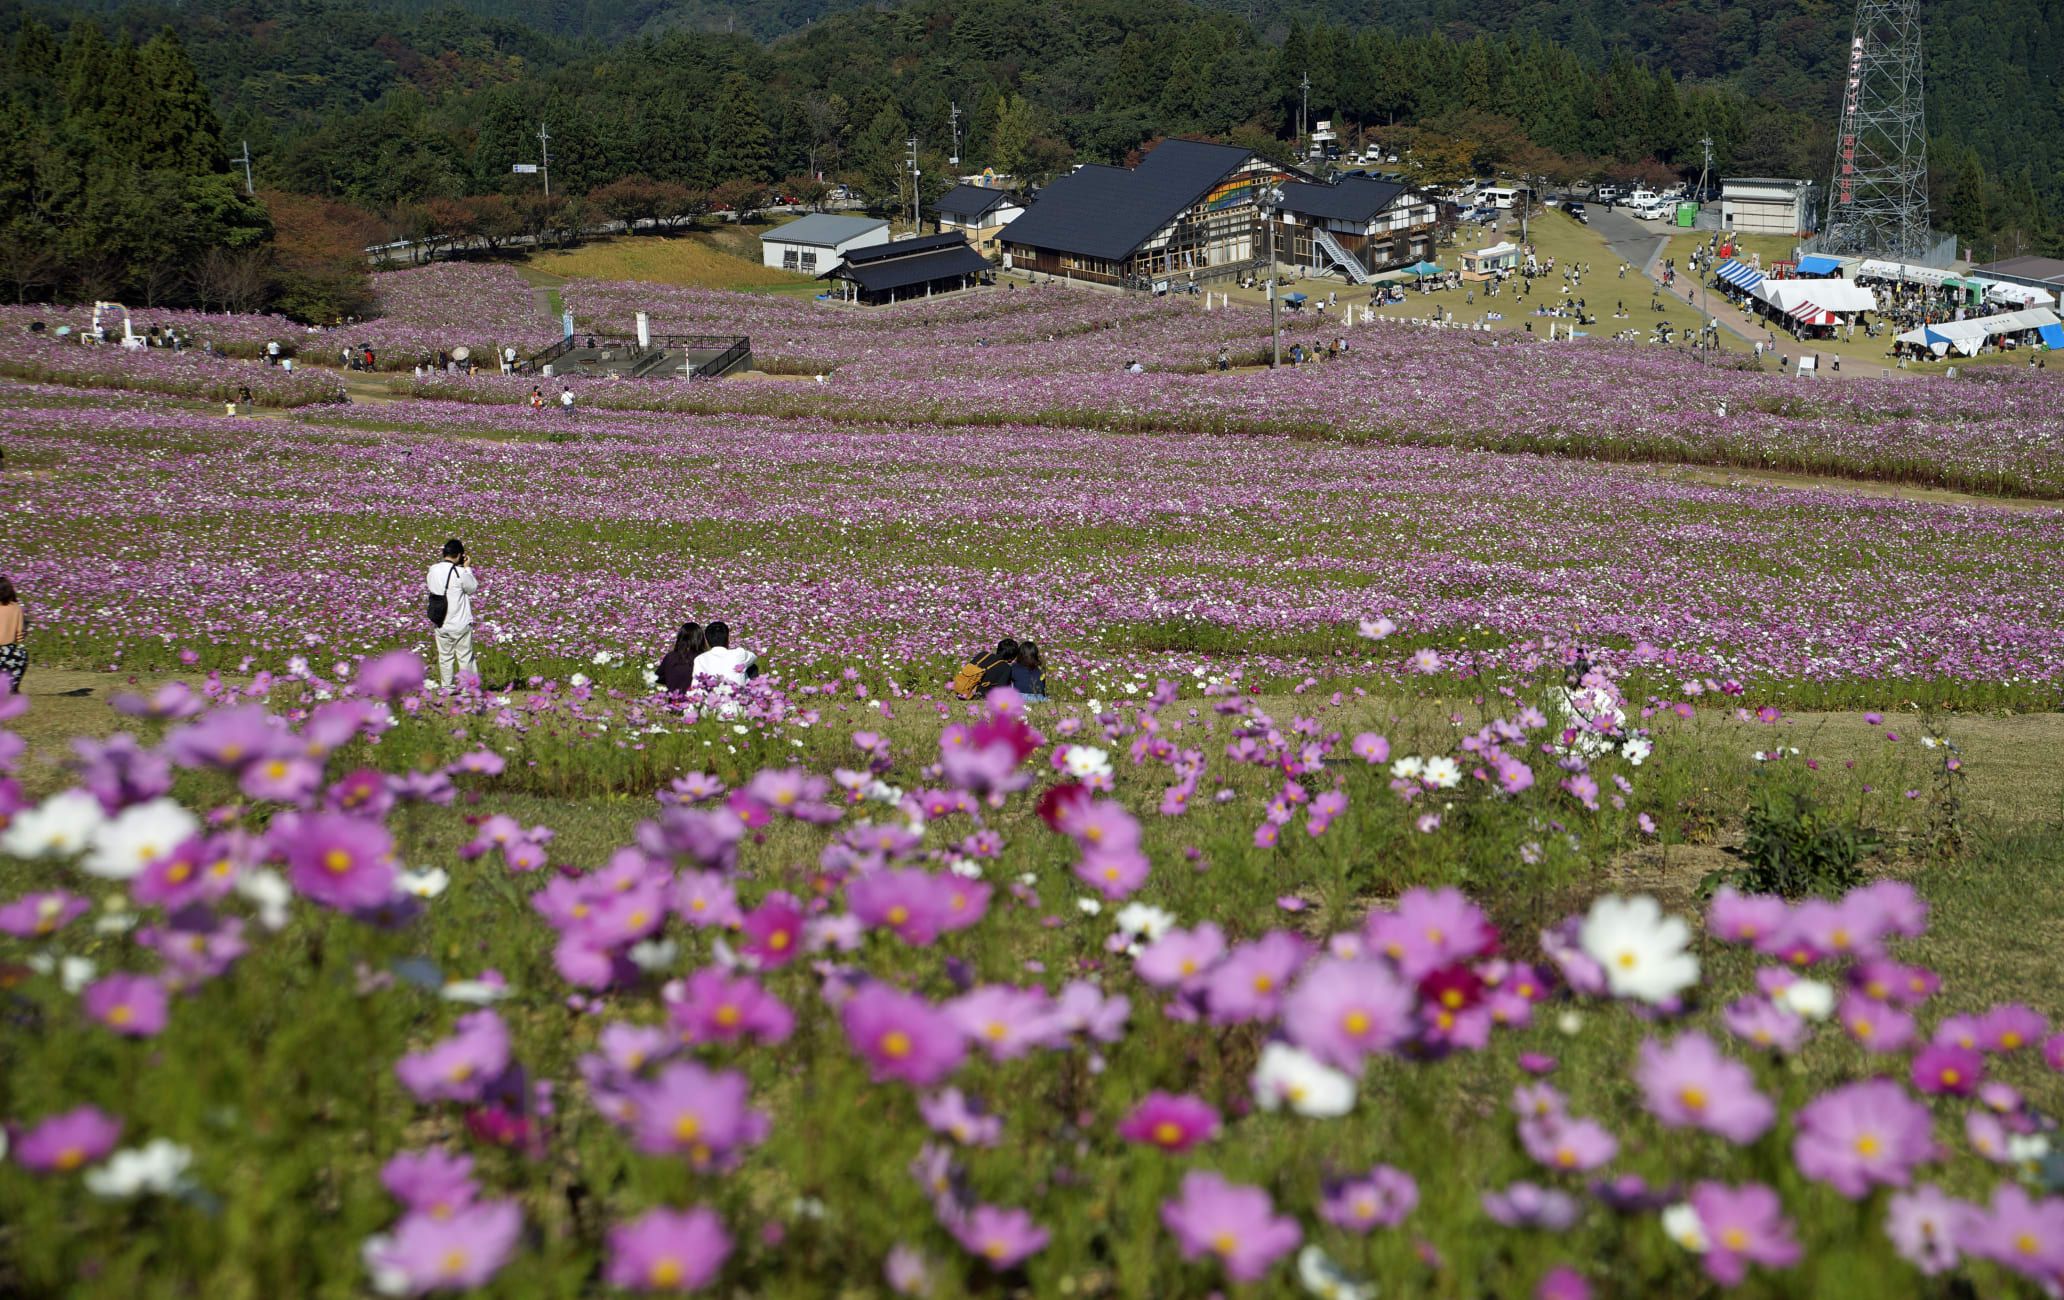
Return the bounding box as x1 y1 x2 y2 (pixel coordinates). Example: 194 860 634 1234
1754 278 1878 322
1895 307 2061 355
1858 259 1955 287
1975 278 2057 308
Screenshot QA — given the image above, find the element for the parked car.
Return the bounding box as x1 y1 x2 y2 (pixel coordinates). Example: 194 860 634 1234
1565 201 1588 224
1634 200 1671 221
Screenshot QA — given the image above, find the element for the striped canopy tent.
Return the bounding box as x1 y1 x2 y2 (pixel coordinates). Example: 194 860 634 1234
1716 260 1764 293
1755 279 1877 324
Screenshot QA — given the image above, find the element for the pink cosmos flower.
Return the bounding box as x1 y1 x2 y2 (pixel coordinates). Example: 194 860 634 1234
1364 887 1496 980
367 1200 522 1293
1706 887 1789 945
1319 1165 1417 1231
162 705 288 772
670 871 742 929
1961 1183 2064 1284
395 1010 512 1103
2045 1033 2064 1073
81 973 170 1038
918 1088 1002 1147
1351 732 1389 763
1281 957 1417 1072
883 1243 931 1296
1884 1184 1971 1277
1720 996 1810 1054
1689 1181 1801 1285
841 984 967 1087
356 650 427 699
380 1149 478 1217
669 968 794 1047
1520 1115 1619 1173
0 889 90 938
1634 1032 1775 1144
1849 958 1938 1006
1791 1078 1936 1198
1848 879 1927 937
1133 923 1227 991
1911 1044 1983 1096
948 1204 1050 1271
604 1206 732 1292
1202 931 1310 1023
738 892 804 969
1966 1109 2010 1163
1535 1266 1591 1300
1976 1003 2047 1053
1074 845 1151 900
11 1105 121 1172
1481 1182 1580 1231
272 810 398 911
1116 1092 1219 1153
945 985 1062 1061
627 1062 764 1167
239 754 325 805
1160 1170 1302 1282
1052 980 1131 1043
1838 994 1917 1053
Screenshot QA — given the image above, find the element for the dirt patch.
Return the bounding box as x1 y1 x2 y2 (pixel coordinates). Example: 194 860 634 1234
1603 838 1744 912
1662 465 2060 511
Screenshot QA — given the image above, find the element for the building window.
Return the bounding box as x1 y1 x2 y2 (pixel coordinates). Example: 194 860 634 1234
801 251 817 271
782 248 799 269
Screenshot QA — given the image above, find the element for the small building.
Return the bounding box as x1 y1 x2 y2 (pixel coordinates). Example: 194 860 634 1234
822 233 991 305
1271 176 1438 282
932 184 1025 254
1460 242 1522 281
760 214 890 275
1001 138 1299 286
1720 179 1814 237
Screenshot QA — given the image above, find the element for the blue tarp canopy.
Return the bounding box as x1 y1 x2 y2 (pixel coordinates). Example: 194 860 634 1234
1405 260 1445 276
1795 255 1844 276
1717 260 1764 291
1283 292 1308 304
2040 323 2064 349
1922 328 1954 347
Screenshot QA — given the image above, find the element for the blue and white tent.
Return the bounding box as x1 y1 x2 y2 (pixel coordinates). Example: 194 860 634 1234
1716 260 1764 292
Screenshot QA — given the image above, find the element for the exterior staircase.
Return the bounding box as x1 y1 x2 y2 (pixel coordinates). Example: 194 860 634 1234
1311 227 1373 285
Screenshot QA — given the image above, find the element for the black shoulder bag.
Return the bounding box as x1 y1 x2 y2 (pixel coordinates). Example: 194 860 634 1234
426 564 455 627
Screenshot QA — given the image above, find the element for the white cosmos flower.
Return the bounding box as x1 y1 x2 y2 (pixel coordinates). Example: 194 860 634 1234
361 1235 410 1297
1 789 107 859
82 798 198 881
1063 746 1113 779
2007 1134 2052 1164
235 868 294 931
1661 1202 1710 1252
1113 902 1175 941
1297 1244 1375 1300
945 858 984 880
1423 756 1462 789
1252 1042 1356 1118
1622 737 1654 765
1085 699 1102 714
1776 978 1836 1021
641 668 659 687
627 939 677 971
1389 756 1426 782
1578 894 1700 1004
60 955 98 994
1357 616 1397 640
84 1139 195 1199
398 868 449 899
440 980 512 1005
1412 647 1442 674
1076 897 1104 916
569 673 591 688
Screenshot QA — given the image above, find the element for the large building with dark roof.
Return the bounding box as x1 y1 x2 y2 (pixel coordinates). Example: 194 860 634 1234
1000 139 1298 286
821 233 991 305
1271 176 1440 280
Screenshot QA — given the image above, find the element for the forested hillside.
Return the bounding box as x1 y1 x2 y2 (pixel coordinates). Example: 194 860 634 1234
0 0 2055 316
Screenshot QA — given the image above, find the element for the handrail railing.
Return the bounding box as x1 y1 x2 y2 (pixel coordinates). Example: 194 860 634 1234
525 333 751 378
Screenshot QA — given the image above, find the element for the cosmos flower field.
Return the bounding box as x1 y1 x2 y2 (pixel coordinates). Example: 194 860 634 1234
2 272 2062 1298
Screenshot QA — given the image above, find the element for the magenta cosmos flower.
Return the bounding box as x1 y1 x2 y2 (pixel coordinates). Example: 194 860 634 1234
1976 1003 2047 1053
738 892 804 969
668 967 794 1046
1911 1044 1984 1096
1791 1078 1936 1198
1689 1181 1801 1285
1116 1092 1219 1153
1634 1032 1775 1144
12 1105 121 1172
395 1009 511 1103
1319 1165 1418 1231
273 810 397 911
841 984 967 1087
1202 931 1310 1023
627 1062 764 1166
81 973 170 1038
356 650 427 699
1521 1115 1619 1173
945 985 1064 1061
1884 1183 1970 1276
847 868 958 946
949 1204 1050 1270
1364 886 1496 980
1280 958 1417 1072
1962 1183 2064 1284
604 1206 733 1292
0 889 90 938
1160 1170 1302 1282
368 1199 522 1293
1481 1182 1580 1231
381 1149 478 1218
1838 994 1917 1053
1133 923 1226 991
1706 887 1789 946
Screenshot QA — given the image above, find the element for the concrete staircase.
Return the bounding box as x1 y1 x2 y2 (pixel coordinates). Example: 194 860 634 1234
1311 228 1373 285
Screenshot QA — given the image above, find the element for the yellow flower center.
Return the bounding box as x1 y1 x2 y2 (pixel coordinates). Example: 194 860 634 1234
441 1249 467 1273
881 1030 911 1059
627 910 649 929
1153 1121 1183 1146
108 1005 132 1025
1440 989 1464 1009
1855 1134 1880 1156
714 1004 741 1028
1253 975 1274 993
983 1240 1007 1260
1722 1228 1747 1251
266 760 288 780
2002 1032 2022 1048
1084 826 1103 843
1212 1232 1237 1256
1940 1069 1961 1086
1343 1010 1370 1036
985 1022 1006 1040
2016 1232 2039 1255
673 1114 700 1141
650 1259 684 1286
1556 1147 1577 1168
1615 950 1637 969
322 848 352 874
1679 1087 1707 1113
55 1147 84 1170
887 905 909 925
768 930 790 951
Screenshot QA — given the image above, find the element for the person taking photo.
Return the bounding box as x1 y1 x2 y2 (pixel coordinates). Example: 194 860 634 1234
425 539 480 690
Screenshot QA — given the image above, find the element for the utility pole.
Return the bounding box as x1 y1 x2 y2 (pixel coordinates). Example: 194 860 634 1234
906 136 920 229
539 122 553 198
1261 184 1284 367
1299 72 1311 150
232 141 255 196
949 101 962 168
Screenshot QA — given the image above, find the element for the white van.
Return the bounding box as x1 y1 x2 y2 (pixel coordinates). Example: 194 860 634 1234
1634 199 1672 221
1481 186 1528 210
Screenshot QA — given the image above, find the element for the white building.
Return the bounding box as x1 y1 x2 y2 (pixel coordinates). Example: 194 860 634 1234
759 214 890 275
1720 179 1814 236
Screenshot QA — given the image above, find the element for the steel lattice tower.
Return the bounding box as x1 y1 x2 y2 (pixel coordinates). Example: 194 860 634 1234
1821 0 1930 258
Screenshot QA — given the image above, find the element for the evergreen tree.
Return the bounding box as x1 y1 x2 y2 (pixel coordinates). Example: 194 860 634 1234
709 72 772 183
137 30 226 175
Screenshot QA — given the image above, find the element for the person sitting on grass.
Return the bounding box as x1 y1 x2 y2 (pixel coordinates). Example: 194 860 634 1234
692 621 759 685
1011 641 1049 702
656 622 707 693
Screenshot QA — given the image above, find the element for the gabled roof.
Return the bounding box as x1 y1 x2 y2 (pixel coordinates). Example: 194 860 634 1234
1980 255 2064 284
1277 176 1412 223
826 238 989 293
1002 139 1262 263
934 183 1019 219
761 214 888 248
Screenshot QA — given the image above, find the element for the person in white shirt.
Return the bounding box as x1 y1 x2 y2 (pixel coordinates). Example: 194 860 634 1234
690 621 758 686
425 539 480 690
559 387 574 411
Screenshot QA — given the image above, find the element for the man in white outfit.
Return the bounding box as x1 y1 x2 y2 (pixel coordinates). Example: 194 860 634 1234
691 621 758 686
426 539 479 690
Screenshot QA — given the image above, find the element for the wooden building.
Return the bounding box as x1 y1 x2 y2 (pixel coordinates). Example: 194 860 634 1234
1270 177 1440 282
821 233 991 305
